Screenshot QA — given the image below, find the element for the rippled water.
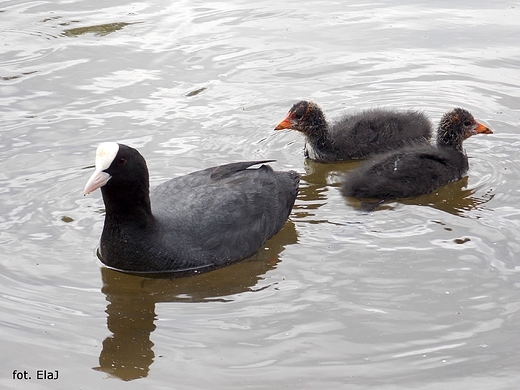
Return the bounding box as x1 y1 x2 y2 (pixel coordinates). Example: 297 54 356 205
1 0 519 388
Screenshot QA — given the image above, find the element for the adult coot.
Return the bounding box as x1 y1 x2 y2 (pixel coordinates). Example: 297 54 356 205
341 108 493 200
274 100 432 162
84 142 300 274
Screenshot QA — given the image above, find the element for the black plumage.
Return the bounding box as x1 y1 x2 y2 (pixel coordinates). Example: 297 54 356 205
274 100 432 162
84 143 300 273
341 108 492 200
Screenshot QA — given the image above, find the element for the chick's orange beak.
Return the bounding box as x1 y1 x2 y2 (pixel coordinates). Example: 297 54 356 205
274 114 294 130
475 122 493 134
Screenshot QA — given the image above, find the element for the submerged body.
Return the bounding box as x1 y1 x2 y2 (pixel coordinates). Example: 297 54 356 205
84 143 300 273
341 108 492 200
275 101 433 162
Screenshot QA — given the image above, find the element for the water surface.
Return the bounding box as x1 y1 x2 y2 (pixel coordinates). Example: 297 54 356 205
1 0 519 388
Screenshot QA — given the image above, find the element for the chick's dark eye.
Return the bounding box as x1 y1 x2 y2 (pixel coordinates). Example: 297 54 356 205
463 120 472 127
293 109 306 120
117 157 127 165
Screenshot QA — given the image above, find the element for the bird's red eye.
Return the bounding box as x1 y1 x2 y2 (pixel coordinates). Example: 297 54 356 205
118 157 127 165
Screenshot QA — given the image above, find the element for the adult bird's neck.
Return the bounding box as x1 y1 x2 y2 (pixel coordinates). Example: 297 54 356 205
101 184 154 226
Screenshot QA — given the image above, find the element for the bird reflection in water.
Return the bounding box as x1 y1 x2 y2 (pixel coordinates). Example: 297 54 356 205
92 222 297 381
345 176 495 216
300 159 494 217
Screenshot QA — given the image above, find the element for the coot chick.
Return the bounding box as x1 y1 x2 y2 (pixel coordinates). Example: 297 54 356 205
341 108 492 200
84 143 300 274
274 100 433 162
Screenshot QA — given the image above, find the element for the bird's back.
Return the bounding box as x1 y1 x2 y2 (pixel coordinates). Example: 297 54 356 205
144 161 300 271
330 109 433 159
341 144 467 199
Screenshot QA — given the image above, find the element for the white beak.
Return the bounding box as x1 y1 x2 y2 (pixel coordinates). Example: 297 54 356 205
83 169 111 195
83 142 119 195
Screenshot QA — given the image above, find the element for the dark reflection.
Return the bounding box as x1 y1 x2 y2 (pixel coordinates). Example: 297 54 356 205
301 158 361 188
93 222 297 381
0 71 38 81
293 159 360 221
344 176 494 216
296 159 493 217
62 22 140 37
185 87 207 97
